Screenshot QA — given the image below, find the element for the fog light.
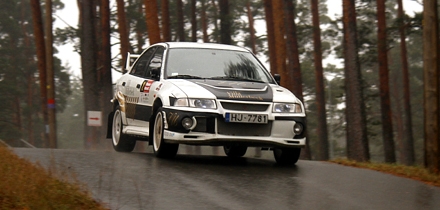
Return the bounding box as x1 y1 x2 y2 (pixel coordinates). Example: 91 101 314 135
293 123 303 135
182 117 197 130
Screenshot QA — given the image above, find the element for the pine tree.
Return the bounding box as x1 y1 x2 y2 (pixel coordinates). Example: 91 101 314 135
423 0 440 173
144 0 161 44
79 0 100 149
397 0 415 165
342 0 370 161
161 0 171 42
116 0 132 73
30 0 49 147
310 0 329 160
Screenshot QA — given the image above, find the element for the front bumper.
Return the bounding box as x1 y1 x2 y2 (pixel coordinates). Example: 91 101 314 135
161 107 306 148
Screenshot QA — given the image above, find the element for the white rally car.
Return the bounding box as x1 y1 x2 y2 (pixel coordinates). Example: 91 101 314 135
107 42 306 164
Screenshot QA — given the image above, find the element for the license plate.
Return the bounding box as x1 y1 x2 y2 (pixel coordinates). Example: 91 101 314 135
225 113 268 124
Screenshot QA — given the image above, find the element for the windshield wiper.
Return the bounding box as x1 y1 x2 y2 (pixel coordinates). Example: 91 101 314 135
208 76 265 83
167 74 204 79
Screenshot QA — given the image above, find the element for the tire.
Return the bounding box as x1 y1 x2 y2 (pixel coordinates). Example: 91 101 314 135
112 106 136 152
153 108 179 158
223 145 248 157
273 148 301 165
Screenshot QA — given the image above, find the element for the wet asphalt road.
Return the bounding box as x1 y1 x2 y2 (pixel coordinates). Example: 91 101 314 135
13 147 440 210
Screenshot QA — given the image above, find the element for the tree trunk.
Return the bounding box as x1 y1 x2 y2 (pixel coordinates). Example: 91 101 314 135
283 0 311 160
27 75 35 145
397 0 415 165
191 0 197 42
136 0 145 52
116 0 132 73
219 0 231 44
144 0 161 45
45 0 57 148
271 0 286 83
246 0 256 54
310 0 328 160
100 0 113 149
263 0 277 74
201 0 209 42
13 95 22 139
30 0 48 147
211 0 220 42
176 0 185 41
342 0 370 162
283 0 303 100
161 0 171 42
376 0 395 163
390 62 405 163
21 0 34 145
80 0 100 149
376 0 396 163
423 0 440 174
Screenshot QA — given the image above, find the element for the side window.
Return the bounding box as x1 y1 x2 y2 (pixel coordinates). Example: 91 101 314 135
145 46 165 79
130 47 156 77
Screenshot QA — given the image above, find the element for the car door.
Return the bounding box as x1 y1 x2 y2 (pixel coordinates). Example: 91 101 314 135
122 46 157 126
132 46 166 127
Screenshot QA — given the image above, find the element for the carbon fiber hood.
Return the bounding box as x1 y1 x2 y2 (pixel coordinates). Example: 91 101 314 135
193 79 273 102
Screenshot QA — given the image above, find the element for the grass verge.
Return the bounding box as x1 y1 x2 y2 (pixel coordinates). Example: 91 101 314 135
330 158 440 188
0 144 108 209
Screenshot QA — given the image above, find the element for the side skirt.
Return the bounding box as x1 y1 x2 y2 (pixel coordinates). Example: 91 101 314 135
123 125 150 139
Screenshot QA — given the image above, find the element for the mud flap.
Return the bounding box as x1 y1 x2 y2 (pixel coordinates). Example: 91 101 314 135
106 112 114 138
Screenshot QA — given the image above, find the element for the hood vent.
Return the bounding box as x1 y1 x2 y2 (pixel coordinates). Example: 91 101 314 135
197 82 268 92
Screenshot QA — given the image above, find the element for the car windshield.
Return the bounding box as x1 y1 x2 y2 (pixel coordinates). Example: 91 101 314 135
165 48 274 83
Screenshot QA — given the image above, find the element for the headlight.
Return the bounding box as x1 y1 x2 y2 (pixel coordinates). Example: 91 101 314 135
273 103 302 113
174 98 189 107
189 99 216 109
174 98 216 109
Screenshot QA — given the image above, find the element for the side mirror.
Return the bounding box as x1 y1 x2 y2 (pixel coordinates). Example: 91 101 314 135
149 58 162 69
149 58 162 80
274 74 281 85
125 52 140 73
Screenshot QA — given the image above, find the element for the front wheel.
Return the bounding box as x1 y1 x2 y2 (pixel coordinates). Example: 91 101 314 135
112 106 136 152
273 148 301 165
223 146 247 157
153 108 179 158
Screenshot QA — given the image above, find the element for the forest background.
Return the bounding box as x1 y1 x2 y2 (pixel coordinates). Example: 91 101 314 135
0 0 438 172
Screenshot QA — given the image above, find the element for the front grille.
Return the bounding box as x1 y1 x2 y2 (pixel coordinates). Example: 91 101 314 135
220 102 269 112
217 120 272 136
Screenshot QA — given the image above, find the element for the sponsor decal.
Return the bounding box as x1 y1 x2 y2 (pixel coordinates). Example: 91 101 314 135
168 112 180 127
227 91 264 101
140 80 154 93
140 80 147 92
139 93 149 103
125 96 139 103
124 95 139 118
155 83 163 91
164 130 176 137
126 87 135 96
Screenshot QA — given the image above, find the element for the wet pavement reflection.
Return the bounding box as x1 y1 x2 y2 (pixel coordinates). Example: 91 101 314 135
14 146 440 210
